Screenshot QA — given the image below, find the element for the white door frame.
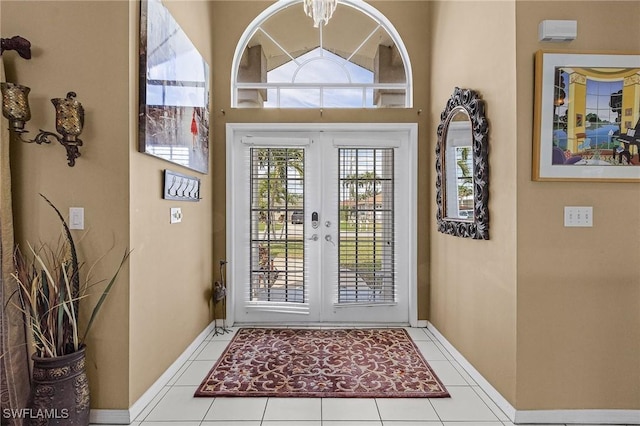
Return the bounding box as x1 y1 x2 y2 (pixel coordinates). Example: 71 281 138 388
226 122 418 326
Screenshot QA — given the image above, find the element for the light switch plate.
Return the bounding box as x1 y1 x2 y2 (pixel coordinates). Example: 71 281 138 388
564 206 593 227
69 207 84 230
170 207 182 224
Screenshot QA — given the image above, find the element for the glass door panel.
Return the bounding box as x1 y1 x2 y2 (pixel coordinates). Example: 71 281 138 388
250 148 306 304
337 148 395 304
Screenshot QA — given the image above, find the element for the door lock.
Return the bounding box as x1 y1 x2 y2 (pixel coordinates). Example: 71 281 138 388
311 211 319 229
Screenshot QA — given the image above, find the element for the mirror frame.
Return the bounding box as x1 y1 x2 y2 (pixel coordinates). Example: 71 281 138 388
435 87 489 240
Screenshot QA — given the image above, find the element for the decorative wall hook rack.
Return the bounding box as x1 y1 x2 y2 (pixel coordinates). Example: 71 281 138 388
163 169 201 202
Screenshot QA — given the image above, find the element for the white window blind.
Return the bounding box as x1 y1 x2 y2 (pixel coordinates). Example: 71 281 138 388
248 147 307 311
337 148 395 304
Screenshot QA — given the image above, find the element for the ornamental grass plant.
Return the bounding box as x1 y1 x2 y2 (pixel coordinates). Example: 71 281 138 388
10 194 129 358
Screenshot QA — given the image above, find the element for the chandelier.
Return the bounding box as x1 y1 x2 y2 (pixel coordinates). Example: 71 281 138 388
303 0 338 27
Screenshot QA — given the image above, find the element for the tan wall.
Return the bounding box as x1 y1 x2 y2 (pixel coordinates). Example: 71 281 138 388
2 1 132 409
428 1 518 405
209 1 433 317
128 0 215 405
428 0 640 412
515 1 640 410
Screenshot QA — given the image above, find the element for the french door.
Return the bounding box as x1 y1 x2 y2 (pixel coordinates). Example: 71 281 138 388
227 124 417 325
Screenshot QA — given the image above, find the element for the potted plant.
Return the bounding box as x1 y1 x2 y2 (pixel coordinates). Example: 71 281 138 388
10 194 129 426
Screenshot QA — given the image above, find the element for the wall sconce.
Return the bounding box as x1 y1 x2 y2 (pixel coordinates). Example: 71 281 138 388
1 82 85 167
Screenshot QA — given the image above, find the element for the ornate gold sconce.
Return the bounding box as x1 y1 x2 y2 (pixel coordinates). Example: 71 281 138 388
1 82 85 167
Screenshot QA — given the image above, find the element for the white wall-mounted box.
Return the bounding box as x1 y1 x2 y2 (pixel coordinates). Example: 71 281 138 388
539 20 577 42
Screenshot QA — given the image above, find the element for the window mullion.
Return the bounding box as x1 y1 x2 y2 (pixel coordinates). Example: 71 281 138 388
346 24 381 63
258 27 301 66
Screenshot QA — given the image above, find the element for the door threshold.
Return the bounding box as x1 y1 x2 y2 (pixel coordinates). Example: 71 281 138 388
232 322 411 328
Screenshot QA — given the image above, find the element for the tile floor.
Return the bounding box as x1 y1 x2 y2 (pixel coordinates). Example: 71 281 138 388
93 327 619 426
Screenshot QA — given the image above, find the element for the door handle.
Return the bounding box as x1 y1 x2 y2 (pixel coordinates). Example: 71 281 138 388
308 234 318 241
324 234 335 246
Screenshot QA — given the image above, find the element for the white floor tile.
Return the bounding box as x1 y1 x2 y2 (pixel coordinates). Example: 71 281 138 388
426 360 470 386
144 386 213 422
500 420 560 426
188 339 213 361
471 386 510 421
173 360 215 386
194 340 229 361
132 386 171 422
431 341 455 361
166 360 193 385
404 327 432 341
207 326 238 341
383 422 443 426
449 360 477 385
91 424 141 426
263 397 322 420
414 341 448 361
429 386 499 422
322 398 381 421
204 396 268 421
122 325 595 426
376 398 440 421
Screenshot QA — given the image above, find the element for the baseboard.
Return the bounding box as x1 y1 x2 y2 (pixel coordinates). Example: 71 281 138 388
426 321 640 425
515 409 640 424
89 321 217 425
89 409 130 424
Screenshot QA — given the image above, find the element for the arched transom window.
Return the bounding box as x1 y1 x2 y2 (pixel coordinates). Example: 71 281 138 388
232 0 412 108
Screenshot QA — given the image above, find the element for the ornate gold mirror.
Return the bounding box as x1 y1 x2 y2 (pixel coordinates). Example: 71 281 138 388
436 87 489 239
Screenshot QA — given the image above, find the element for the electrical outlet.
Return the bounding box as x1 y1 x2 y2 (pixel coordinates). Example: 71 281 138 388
564 206 593 227
170 207 182 224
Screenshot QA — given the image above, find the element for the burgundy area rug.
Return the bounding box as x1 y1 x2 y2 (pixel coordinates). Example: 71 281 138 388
194 328 449 398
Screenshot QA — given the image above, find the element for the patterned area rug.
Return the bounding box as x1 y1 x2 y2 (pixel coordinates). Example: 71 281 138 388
195 328 449 398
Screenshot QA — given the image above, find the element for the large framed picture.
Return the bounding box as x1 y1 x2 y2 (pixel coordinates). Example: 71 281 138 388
533 50 640 182
139 0 210 174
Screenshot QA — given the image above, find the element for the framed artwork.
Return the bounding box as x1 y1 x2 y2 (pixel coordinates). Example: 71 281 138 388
139 0 210 174
532 50 640 182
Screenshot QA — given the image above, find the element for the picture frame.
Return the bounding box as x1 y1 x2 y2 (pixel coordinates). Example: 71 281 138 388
532 50 640 182
139 0 210 174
